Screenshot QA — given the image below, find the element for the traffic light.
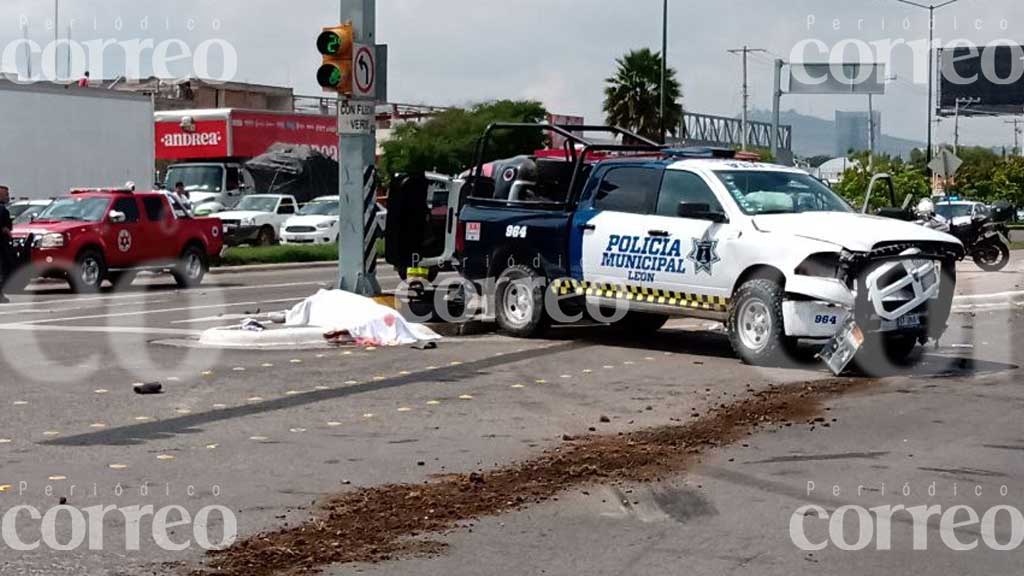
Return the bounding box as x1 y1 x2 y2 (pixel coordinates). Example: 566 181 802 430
317 23 354 95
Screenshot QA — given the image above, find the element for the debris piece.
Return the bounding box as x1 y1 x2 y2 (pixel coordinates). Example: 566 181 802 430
133 382 163 395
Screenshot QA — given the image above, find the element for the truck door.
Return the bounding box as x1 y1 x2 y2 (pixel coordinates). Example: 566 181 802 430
575 165 663 289
645 169 737 305
103 196 145 268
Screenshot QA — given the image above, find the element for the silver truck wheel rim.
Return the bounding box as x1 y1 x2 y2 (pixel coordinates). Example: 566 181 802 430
186 253 202 278
738 300 771 352
503 281 532 325
81 258 100 286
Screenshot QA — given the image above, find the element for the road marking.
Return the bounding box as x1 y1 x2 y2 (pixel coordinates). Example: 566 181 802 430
6 281 325 310
0 324 202 336
1 297 304 326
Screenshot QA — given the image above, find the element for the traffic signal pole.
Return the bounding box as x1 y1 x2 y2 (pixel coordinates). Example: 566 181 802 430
337 0 379 295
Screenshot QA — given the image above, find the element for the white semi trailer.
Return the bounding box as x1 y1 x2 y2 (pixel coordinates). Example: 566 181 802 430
0 81 154 200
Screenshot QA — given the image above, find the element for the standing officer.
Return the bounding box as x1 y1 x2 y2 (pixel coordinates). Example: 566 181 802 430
0 185 12 303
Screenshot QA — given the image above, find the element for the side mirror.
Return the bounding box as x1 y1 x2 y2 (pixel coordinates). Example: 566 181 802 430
108 210 127 224
678 202 728 223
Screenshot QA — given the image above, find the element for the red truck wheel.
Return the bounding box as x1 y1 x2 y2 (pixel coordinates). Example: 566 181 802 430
72 249 107 293
173 245 208 288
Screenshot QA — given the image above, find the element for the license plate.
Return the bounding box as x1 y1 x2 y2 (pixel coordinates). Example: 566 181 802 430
898 314 921 329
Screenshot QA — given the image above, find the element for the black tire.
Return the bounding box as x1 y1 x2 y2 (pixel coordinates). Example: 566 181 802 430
256 226 275 247
173 245 208 289
854 334 920 374
973 242 1010 272
72 249 106 293
494 264 549 338
728 278 787 366
617 311 670 334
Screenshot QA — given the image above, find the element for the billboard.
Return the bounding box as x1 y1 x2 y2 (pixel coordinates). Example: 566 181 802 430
788 63 886 95
938 45 1024 116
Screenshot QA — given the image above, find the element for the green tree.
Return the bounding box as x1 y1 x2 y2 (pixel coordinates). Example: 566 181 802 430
603 48 683 142
834 151 929 211
380 100 548 178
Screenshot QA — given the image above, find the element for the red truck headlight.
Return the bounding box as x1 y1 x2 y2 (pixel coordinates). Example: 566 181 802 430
34 233 66 250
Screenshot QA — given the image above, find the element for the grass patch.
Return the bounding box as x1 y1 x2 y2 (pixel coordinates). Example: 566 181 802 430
217 245 338 267
1012 242 1024 251
215 239 386 267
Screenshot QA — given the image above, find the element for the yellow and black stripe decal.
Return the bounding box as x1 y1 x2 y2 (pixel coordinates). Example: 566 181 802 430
551 279 729 312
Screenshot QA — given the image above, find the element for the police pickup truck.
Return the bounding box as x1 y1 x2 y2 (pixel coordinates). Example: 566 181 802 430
390 124 965 368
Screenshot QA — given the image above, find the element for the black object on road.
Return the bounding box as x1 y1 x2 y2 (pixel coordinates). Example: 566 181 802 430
133 382 164 395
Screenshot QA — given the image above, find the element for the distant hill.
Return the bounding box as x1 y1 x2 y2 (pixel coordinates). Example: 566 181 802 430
750 109 924 159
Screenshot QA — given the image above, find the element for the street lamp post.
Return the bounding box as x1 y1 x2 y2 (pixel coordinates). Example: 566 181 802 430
895 0 964 171
659 0 668 144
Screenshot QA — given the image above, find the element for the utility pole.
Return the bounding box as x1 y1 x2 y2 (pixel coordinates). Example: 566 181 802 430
771 58 784 160
895 0 967 171
53 0 59 79
1006 118 1024 156
953 96 979 154
338 0 379 295
868 94 876 173
659 0 668 144
728 46 766 150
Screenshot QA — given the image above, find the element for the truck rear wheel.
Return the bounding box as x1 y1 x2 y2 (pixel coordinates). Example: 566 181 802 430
495 265 549 338
728 279 787 366
71 249 106 293
173 245 208 288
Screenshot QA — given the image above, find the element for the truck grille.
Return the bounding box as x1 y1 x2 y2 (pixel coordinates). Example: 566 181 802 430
864 250 942 321
220 219 241 227
285 226 317 234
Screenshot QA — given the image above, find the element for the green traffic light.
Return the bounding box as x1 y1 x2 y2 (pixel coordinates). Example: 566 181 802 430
317 64 341 88
317 31 343 56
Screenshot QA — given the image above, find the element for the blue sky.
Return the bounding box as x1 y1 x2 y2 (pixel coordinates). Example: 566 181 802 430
1 0 1021 149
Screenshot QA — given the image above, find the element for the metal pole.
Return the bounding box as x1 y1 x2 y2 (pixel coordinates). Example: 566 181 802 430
771 58 783 160
659 0 667 143
953 97 960 155
337 0 379 295
53 0 59 79
926 6 934 166
868 94 875 172
728 46 766 151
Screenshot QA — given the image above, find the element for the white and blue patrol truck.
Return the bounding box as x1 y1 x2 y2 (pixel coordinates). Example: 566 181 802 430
392 124 965 368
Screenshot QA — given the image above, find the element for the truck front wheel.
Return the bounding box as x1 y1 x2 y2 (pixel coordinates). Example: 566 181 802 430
256 226 275 247
173 245 208 288
72 249 106 293
728 279 787 366
495 265 549 338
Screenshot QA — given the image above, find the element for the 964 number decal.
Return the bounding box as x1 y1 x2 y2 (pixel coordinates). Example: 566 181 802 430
505 225 528 239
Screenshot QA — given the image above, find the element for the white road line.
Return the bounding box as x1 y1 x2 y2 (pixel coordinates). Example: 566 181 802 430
0 324 202 336
0 297 305 326
3 280 328 309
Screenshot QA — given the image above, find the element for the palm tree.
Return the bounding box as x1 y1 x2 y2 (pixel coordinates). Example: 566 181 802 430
603 48 683 142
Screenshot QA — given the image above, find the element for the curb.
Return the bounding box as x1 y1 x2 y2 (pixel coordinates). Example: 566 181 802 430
953 290 1024 306
209 261 340 275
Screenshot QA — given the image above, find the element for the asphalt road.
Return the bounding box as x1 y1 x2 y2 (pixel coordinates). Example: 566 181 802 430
0 256 1020 575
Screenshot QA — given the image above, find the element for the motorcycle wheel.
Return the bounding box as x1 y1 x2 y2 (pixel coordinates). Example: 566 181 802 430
973 242 1010 272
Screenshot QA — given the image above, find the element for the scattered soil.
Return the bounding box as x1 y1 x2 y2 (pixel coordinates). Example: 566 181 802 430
195 377 877 576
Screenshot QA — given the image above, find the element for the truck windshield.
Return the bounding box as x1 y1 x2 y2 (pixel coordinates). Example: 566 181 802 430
298 200 339 216
714 171 853 215
236 196 279 213
34 197 110 222
165 165 224 193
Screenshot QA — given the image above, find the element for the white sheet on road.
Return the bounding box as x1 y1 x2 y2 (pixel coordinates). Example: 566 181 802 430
285 289 440 346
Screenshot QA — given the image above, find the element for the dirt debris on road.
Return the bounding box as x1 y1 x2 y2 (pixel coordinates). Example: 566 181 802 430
195 377 878 576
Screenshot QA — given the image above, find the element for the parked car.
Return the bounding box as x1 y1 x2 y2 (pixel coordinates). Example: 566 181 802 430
8 188 223 292
934 200 989 227
8 199 52 224
216 194 298 246
281 196 339 245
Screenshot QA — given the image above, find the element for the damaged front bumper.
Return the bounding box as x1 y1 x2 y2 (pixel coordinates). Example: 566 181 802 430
785 243 962 374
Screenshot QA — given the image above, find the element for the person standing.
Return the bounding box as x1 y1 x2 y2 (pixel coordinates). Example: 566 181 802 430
0 186 12 303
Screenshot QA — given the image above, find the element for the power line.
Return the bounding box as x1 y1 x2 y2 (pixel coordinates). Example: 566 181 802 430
727 46 767 150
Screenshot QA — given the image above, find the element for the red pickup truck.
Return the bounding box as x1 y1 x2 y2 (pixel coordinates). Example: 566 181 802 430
9 189 224 292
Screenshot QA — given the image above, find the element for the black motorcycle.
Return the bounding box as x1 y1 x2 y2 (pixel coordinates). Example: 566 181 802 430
942 215 1011 272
